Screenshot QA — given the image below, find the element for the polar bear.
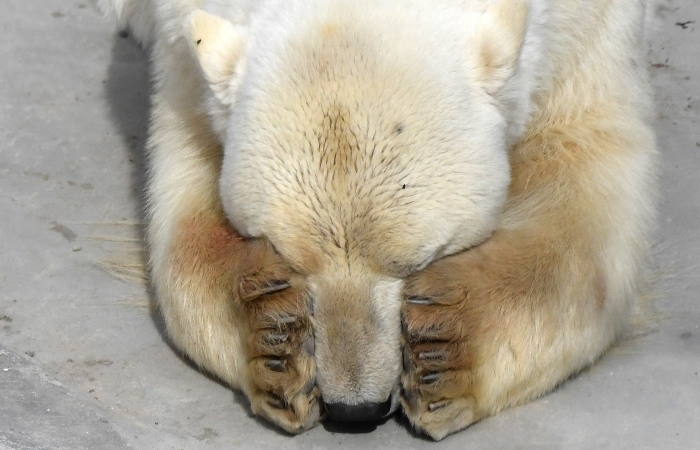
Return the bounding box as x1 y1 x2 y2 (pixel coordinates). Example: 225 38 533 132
100 0 656 440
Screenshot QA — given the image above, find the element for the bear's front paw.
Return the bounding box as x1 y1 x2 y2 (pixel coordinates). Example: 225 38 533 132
400 256 480 441
236 240 320 433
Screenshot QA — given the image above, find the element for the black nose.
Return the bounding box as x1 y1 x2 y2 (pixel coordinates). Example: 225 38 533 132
324 397 392 422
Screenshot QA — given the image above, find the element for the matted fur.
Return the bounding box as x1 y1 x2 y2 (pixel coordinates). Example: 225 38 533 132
100 0 657 440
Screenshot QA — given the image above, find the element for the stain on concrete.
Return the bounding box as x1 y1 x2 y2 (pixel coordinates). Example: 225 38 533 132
50 222 77 242
23 170 50 181
675 20 695 29
194 427 219 441
84 359 114 367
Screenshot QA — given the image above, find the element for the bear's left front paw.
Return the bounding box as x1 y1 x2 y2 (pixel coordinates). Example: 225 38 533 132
236 240 321 433
400 256 480 440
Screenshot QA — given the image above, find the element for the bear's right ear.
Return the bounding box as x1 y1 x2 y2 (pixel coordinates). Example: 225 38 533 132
467 0 528 95
186 10 247 105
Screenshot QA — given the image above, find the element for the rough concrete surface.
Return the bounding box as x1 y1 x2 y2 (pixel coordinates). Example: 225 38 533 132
1 1 698 449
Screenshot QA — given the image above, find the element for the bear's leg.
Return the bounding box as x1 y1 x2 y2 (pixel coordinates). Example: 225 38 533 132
145 54 319 432
165 218 320 432
400 115 654 440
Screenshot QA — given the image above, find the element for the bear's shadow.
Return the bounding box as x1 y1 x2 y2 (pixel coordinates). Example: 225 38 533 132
103 28 255 415
104 32 150 220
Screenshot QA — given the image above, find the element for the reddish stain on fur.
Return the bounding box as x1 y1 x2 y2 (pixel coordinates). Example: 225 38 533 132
172 215 244 286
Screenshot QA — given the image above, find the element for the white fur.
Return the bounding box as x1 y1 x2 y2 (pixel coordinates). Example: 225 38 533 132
100 0 656 438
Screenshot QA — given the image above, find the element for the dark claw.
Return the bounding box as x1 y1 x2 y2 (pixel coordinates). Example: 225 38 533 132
264 333 289 345
274 314 297 325
420 372 441 385
428 400 449 412
406 296 435 306
260 280 292 295
404 322 450 344
242 280 291 301
418 350 449 361
403 348 413 372
267 395 286 409
306 296 315 316
265 358 286 372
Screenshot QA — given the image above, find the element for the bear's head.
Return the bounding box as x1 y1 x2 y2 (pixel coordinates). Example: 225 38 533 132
187 0 531 421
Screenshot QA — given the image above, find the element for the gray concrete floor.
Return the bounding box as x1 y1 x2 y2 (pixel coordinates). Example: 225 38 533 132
1 1 699 449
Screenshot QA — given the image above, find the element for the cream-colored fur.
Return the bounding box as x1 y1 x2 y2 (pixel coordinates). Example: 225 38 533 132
100 0 656 439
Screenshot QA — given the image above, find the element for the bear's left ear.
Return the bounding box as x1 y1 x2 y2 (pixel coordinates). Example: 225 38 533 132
186 9 247 105
468 0 529 95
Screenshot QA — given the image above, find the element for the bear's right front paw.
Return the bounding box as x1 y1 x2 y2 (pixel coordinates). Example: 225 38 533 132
236 240 320 433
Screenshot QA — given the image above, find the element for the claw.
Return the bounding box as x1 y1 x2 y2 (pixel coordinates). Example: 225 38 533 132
265 358 286 372
274 314 297 325
306 296 315 316
264 333 289 345
420 372 441 385
406 296 435 306
242 280 292 301
403 348 413 372
404 322 450 344
260 280 292 295
267 395 286 409
418 350 449 361
428 400 449 412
